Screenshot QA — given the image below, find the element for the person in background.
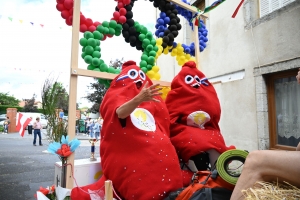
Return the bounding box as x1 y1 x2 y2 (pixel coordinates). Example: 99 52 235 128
89 120 95 138
27 117 33 136
84 118 89 135
32 117 43 146
93 120 101 140
3 117 10 134
230 70 300 200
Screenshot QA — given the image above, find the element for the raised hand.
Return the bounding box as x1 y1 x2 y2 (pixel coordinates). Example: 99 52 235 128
136 81 163 103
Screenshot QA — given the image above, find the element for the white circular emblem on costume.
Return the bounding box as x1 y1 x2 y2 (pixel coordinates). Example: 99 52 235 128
187 111 211 129
130 108 156 132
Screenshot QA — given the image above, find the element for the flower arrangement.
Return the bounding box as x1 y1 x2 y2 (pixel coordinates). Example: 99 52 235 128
35 185 71 200
48 135 81 157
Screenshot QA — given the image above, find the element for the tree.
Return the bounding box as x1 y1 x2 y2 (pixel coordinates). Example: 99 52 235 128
84 58 124 113
0 92 20 106
23 94 38 112
84 79 107 113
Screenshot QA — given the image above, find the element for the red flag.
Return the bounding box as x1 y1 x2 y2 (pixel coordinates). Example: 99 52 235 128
16 113 31 137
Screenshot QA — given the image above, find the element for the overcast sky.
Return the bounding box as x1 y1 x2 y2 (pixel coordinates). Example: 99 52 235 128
0 0 156 107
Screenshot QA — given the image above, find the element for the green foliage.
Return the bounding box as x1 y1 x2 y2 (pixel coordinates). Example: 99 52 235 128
0 125 4 132
0 105 23 114
42 77 68 143
23 94 38 112
0 92 20 106
84 78 108 113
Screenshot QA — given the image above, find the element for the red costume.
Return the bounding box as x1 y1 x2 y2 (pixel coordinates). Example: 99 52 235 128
71 61 188 200
165 61 235 164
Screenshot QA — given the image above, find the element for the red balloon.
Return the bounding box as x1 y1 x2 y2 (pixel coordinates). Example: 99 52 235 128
56 3 65 12
80 14 86 24
123 0 131 5
68 16 73 24
102 35 107 41
56 0 64 3
117 2 124 9
85 18 93 27
80 24 88 32
119 8 127 16
64 0 73 10
61 10 70 19
66 18 72 26
113 11 120 20
94 21 101 27
88 25 96 32
119 16 127 24
107 34 113 38
69 8 73 15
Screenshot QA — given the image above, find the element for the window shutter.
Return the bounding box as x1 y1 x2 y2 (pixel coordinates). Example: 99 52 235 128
282 0 295 7
271 0 280 11
260 0 270 17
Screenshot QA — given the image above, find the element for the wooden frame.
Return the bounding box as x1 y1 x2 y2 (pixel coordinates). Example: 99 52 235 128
66 0 205 189
267 68 298 151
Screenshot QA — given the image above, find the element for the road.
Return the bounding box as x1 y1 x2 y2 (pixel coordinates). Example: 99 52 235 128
0 131 100 200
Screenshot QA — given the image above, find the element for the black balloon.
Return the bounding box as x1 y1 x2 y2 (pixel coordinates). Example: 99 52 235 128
125 5 132 11
129 27 136 35
122 31 129 39
176 23 182 30
172 9 178 15
127 19 134 27
176 16 180 23
163 36 169 43
126 11 133 19
170 18 177 25
172 31 178 37
162 42 167 48
169 25 177 31
129 36 136 43
122 23 129 30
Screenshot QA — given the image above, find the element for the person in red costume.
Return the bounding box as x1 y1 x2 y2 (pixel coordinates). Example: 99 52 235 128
71 61 191 200
165 61 235 171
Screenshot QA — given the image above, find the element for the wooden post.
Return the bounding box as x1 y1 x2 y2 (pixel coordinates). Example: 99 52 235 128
193 18 201 70
105 180 113 200
66 0 81 189
6 108 17 133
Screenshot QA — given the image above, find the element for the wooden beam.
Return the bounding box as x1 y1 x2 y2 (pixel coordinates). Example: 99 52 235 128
193 24 201 70
71 68 171 86
167 0 208 18
66 0 81 189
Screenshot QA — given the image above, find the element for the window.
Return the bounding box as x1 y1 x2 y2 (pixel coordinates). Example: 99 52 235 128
260 0 296 17
267 69 300 150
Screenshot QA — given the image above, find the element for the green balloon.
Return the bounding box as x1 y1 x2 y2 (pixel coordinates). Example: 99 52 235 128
79 38 87 46
146 31 153 40
87 38 96 47
95 39 100 46
134 21 140 27
102 21 109 28
148 56 155 65
93 31 101 40
149 50 156 57
147 65 153 70
82 46 86 52
92 58 100 66
109 20 117 29
103 27 109 34
93 68 100 72
99 59 104 65
115 24 122 31
146 45 153 52
84 55 93 64
99 33 104 40
109 28 115 35
98 78 106 84
141 54 148 61
84 31 94 39
81 52 86 59
151 39 156 46
100 63 108 72
139 34 145 42
94 46 101 52
97 25 105 33
104 82 110 88
84 46 94 55
142 39 150 46
115 30 121 36
141 67 148 73
140 60 147 68
87 64 96 70
108 67 115 73
135 25 141 32
92 51 101 58
141 26 148 34
115 69 121 74
153 46 159 52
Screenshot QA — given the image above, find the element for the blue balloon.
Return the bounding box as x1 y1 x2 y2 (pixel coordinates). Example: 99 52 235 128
158 25 165 31
159 32 164 37
155 30 160 37
157 18 164 25
203 37 208 42
155 24 159 29
164 17 170 24
185 47 191 53
160 12 166 18
173 42 177 47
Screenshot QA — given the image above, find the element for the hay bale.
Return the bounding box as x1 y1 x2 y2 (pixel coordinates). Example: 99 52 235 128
242 181 300 200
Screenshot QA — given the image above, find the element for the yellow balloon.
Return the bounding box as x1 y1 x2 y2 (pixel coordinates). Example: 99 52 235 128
178 60 185 66
172 49 178 54
163 48 169 55
152 66 159 73
189 57 196 62
171 52 176 57
185 54 191 59
147 70 155 79
156 38 163 46
154 73 161 80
